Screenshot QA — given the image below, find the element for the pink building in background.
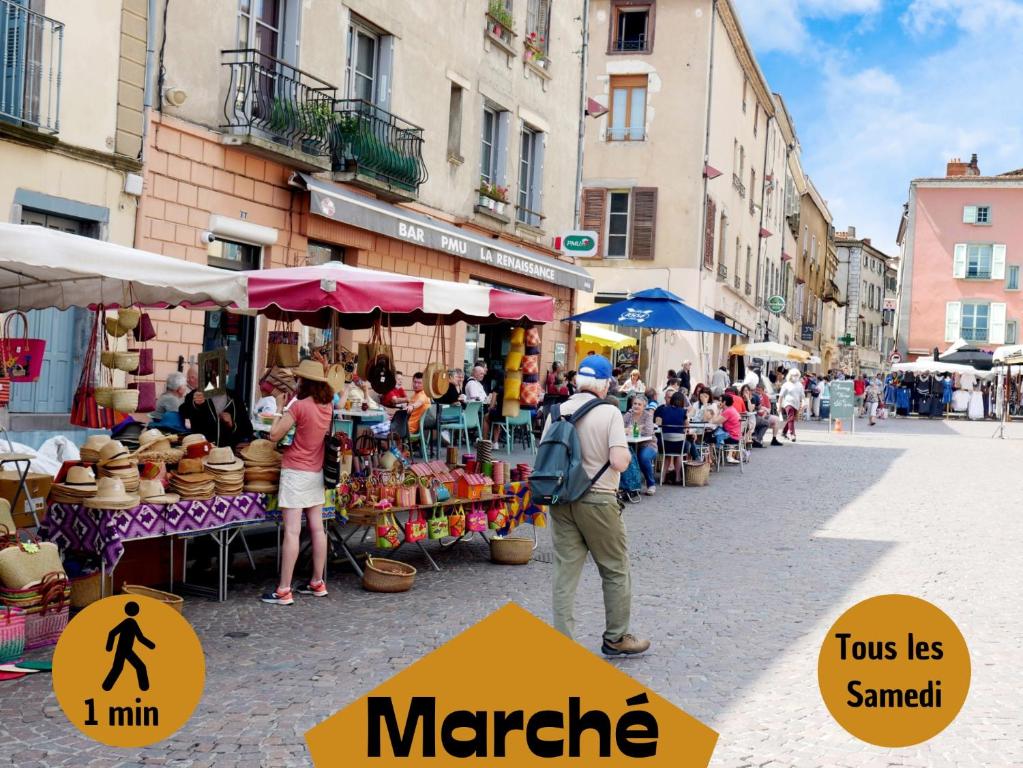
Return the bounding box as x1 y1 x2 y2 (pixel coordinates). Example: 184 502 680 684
896 155 1023 359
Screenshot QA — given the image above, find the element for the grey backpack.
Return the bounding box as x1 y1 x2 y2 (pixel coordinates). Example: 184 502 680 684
529 396 615 505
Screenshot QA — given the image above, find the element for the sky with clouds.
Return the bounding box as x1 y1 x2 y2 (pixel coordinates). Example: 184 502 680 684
732 0 1023 254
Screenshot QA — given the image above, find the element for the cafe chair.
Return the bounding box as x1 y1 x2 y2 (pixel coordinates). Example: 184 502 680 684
658 432 688 487
497 412 536 455
439 404 470 450
462 401 484 443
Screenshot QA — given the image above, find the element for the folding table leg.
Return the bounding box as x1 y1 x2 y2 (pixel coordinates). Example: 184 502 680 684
415 541 441 572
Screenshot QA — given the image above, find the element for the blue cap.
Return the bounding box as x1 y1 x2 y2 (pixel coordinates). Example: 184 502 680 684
578 354 613 380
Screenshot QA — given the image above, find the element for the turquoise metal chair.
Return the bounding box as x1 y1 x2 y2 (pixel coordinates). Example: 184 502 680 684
439 404 470 450
498 411 536 455
617 395 628 412
462 401 484 443
407 427 429 459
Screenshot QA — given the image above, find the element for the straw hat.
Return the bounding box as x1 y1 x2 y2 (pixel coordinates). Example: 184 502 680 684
138 479 180 505
83 477 140 510
244 481 279 494
98 440 133 468
203 447 244 473
181 433 213 459
169 457 215 500
239 439 282 467
80 435 112 463
244 467 280 482
50 466 99 504
292 359 333 387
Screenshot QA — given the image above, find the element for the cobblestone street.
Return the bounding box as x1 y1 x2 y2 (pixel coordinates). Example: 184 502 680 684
3 417 1021 767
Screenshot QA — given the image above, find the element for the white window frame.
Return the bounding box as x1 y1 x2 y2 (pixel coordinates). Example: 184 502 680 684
960 301 991 342
966 243 994 279
517 125 544 227
346 19 381 103
963 204 992 225
480 104 510 187
605 189 631 259
1008 264 1020 291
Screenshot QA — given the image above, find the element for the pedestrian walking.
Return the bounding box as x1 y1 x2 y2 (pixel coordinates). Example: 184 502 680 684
865 377 881 426
263 359 336 605
779 368 805 442
542 354 650 656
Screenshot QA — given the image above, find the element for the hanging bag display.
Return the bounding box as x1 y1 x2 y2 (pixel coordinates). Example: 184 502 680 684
447 504 466 538
404 509 427 543
268 328 300 368
0 311 45 383
488 498 509 531
132 311 156 342
133 347 154 377
366 319 396 395
424 320 449 400
428 506 449 540
375 512 401 550
128 381 157 413
466 502 488 533
71 306 126 429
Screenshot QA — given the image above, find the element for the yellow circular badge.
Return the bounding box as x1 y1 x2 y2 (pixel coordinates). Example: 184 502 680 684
53 595 205 748
818 594 970 748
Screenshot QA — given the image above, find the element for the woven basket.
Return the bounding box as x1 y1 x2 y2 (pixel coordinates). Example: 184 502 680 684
362 557 416 593
490 536 533 565
94 386 115 408
100 350 117 368
113 351 140 372
0 606 25 663
69 572 113 609
0 575 70 650
684 460 711 487
121 584 183 613
105 316 130 338
112 388 139 413
116 307 141 331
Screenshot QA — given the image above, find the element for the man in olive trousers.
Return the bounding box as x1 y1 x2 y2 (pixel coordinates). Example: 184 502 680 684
545 354 651 657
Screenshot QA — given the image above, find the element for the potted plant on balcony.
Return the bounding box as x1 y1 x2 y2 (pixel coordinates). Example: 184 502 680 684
299 100 336 154
523 31 547 67
487 0 514 39
478 179 509 214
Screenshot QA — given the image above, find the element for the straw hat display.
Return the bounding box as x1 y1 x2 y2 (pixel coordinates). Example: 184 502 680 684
80 435 112 464
169 458 215 501
203 447 245 496
239 439 282 468
83 477 140 510
181 434 213 459
138 479 179 505
50 466 99 505
96 440 140 493
132 429 183 464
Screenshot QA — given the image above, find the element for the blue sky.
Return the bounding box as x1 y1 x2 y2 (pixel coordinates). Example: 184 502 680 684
732 0 1023 254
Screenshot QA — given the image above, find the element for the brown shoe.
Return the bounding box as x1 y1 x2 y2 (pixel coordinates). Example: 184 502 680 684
601 633 651 656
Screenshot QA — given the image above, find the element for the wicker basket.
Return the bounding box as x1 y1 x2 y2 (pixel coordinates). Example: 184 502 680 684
116 307 141 331
112 388 139 413
94 387 115 408
684 460 711 487
490 536 533 565
113 351 140 372
362 557 416 593
100 350 117 368
69 572 113 609
121 584 184 613
105 316 130 338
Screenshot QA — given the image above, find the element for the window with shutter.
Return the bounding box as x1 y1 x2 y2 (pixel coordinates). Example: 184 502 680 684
580 187 607 257
962 205 977 224
952 243 967 278
992 244 1007 280
703 197 716 270
629 187 657 260
989 302 1007 344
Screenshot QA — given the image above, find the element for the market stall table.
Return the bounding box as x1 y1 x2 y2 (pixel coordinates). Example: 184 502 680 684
43 492 268 602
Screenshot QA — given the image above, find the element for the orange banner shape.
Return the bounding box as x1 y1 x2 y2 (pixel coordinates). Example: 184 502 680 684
307 603 717 766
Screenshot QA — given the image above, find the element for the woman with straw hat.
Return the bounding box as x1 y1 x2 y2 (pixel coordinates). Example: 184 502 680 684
262 358 336 605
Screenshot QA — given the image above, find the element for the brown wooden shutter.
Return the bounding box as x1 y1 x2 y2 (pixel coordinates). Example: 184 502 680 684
703 196 716 269
630 187 657 260
580 187 607 257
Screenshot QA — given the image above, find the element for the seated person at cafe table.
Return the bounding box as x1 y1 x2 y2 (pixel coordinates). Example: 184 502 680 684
464 366 489 402
436 369 465 404
406 372 431 436
710 393 743 460
622 394 658 495
654 391 695 479
688 386 714 422
381 371 409 408
620 369 646 395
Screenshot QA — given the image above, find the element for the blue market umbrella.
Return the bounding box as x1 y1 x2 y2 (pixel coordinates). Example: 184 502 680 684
566 288 741 334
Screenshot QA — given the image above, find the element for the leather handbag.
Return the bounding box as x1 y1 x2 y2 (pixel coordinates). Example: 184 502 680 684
132 347 154 376
129 381 157 413
132 312 156 342
366 319 396 395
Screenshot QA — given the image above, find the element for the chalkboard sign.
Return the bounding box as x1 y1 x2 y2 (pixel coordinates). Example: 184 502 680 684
829 381 856 421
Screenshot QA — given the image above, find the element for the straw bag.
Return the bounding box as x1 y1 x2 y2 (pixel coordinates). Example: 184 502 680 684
0 572 69 650
684 460 711 487
112 388 140 413
113 350 140 372
424 320 448 400
0 538 64 590
0 606 25 663
71 306 126 429
0 311 45 382
268 328 300 368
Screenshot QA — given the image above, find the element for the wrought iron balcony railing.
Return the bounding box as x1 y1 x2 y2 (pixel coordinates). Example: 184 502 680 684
221 49 337 156
732 173 746 198
612 33 648 52
330 99 428 196
717 263 728 281
0 0 63 134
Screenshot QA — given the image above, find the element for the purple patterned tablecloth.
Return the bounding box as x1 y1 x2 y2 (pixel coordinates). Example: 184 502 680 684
43 493 268 570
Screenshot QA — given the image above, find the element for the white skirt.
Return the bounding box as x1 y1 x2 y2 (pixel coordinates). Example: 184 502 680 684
278 468 325 509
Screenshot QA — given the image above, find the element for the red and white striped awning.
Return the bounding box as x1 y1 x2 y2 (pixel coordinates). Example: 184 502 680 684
244 262 554 328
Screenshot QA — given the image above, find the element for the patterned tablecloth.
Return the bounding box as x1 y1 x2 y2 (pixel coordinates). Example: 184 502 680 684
43 492 269 571
496 481 547 535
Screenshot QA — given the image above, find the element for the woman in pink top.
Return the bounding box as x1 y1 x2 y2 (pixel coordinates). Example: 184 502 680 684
263 359 335 605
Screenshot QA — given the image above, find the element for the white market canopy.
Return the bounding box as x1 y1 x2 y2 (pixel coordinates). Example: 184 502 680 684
891 359 995 378
0 223 248 310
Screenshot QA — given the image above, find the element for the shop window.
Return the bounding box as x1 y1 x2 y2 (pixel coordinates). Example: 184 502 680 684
960 302 990 341
609 2 653 53
480 104 510 186
346 15 394 109
447 82 464 163
608 74 646 141
517 125 544 227
205 239 261 400
307 242 345 266
606 190 631 258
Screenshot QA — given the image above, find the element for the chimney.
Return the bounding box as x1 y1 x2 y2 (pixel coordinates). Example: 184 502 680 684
863 238 871 246
968 153 980 176
847 225 856 238
946 157 969 177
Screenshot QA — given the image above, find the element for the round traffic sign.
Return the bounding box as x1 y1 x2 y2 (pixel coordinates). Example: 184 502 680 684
766 295 786 314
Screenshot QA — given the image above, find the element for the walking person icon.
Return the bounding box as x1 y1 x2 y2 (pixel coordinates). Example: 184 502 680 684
101 601 156 692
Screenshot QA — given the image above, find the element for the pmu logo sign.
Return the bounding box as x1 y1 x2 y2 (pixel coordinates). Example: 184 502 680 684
306 604 717 765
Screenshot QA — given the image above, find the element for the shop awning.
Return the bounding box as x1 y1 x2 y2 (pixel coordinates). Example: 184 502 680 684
245 261 554 328
0 222 248 309
577 322 637 351
290 173 594 292
729 341 811 362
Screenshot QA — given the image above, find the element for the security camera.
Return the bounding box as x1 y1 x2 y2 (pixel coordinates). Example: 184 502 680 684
200 231 217 245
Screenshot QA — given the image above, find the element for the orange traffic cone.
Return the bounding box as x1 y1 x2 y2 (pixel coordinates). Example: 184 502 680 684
835 418 843 433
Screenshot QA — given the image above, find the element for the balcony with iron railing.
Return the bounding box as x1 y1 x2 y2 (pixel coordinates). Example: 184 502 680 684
221 49 337 171
0 0 63 136
732 173 746 198
611 33 649 53
330 99 428 201
717 264 728 281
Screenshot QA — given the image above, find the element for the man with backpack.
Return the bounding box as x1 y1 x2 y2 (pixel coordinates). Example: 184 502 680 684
532 354 650 657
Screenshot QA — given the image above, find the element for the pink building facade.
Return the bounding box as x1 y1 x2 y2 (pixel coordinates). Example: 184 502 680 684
897 156 1023 358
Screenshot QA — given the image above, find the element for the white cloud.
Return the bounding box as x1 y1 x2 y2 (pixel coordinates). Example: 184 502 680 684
732 0 883 53
901 0 1023 36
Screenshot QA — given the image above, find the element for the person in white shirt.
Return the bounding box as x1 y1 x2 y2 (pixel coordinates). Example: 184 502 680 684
778 368 805 442
710 366 730 396
464 365 489 402
620 369 645 394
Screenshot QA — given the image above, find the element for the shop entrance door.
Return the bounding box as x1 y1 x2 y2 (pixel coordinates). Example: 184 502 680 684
204 241 261 401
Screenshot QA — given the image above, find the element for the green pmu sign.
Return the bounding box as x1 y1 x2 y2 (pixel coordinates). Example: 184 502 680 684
557 231 598 257
766 295 786 314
